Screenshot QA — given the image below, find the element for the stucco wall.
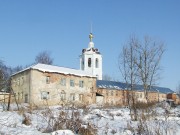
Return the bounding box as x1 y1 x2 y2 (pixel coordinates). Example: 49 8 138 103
11 70 31 103
97 88 126 106
11 69 97 106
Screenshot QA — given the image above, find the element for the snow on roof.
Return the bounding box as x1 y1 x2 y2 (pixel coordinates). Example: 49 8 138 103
97 80 174 94
12 63 96 78
97 80 126 90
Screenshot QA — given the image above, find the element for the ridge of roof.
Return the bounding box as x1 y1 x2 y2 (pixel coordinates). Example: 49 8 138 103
11 63 96 78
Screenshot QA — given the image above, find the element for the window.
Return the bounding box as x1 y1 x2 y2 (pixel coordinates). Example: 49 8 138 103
17 79 20 86
25 94 28 103
60 78 66 86
116 91 118 96
106 91 108 96
41 91 49 100
21 77 24 85
95 58 99 68
88 58 91 67
70 80 74 87
111 91 113 96
70 93 75 101
79 80 84 88
140 93 142 98
79 94 83 101
122 91 124 96
46 76 50 84
98 89 102 93
60 91 66 101
12 80 16 87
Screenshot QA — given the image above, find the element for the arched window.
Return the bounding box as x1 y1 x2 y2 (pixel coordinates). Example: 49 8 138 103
95 58 99 68
88 58 91 67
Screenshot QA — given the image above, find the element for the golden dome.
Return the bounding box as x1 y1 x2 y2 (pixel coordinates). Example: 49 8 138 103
89 33 94 42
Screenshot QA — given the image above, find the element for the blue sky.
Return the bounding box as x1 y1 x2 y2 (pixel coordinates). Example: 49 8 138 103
0 0 180 90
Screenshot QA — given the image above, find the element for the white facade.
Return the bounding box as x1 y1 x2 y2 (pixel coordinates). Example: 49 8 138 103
80 33 102 80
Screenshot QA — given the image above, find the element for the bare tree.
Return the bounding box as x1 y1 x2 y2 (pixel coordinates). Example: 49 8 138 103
176 82 180 94
102 74 112 81
119 36 164 119
35 51 53 65
12 65 23 73
134 36 165 103
0 67 4 91
0 60 11 91
119 36 139 120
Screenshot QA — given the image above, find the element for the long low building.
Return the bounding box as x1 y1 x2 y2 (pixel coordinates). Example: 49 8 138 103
9 63 176 107
96 80 174 106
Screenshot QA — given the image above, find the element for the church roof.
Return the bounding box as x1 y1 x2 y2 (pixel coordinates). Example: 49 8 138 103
82 47 101 54
81 33 101 54
97 80 174 94
12 63 96 78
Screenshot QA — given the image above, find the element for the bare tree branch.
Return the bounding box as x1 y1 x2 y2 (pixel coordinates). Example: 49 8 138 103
134 36 165 102
35 51 54 65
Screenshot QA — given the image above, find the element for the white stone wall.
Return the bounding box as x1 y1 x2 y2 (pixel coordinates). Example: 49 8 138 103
80 51 102 80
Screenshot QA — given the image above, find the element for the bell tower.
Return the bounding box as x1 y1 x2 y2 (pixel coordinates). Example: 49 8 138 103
80 33 102 80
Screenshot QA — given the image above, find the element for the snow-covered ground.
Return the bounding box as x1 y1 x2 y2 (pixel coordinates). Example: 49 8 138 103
0 103 180 135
